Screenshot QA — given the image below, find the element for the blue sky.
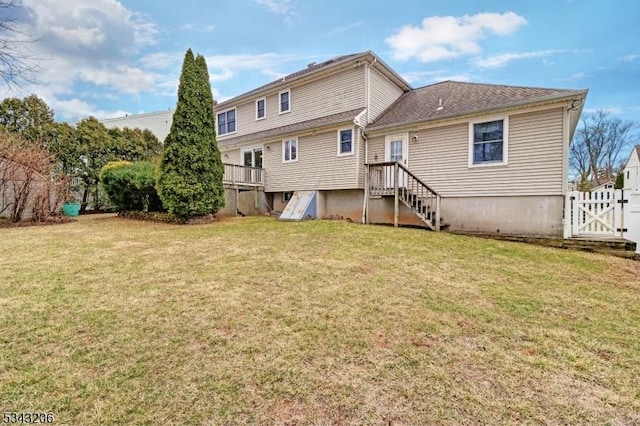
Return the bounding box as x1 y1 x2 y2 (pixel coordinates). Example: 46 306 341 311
3 0 639 124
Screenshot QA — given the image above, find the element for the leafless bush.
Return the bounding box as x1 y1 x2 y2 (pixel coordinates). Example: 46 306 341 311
0 131 67 222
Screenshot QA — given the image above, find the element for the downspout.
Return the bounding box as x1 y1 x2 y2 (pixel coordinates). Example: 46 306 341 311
354 113 368 224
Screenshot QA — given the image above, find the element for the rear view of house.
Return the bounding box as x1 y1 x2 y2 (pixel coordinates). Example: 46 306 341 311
104 50 588 237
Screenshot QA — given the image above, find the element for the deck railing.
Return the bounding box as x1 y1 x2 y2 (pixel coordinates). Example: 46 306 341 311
366 161 441 230
223 163 265 186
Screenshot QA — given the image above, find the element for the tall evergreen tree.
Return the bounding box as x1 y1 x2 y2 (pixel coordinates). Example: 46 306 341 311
157 49 225 218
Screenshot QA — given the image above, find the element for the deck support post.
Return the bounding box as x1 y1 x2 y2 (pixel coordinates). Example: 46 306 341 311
435 195 441 231
363 164 369 224
394 162 399 228
235 187 240 216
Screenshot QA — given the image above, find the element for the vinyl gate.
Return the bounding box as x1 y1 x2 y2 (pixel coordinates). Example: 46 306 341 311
564 189 626 238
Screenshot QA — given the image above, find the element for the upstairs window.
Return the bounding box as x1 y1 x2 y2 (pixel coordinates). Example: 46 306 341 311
279 90 290 114
470 118 508 166
283 138 298 162
256 98 266 120
217 109 236 135
338 128 354 155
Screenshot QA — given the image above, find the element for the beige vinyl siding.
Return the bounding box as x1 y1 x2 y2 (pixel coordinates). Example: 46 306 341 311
369 67 404 122
221 148 241 164
368 106 566 196
217 67 365 141
264 128 359 192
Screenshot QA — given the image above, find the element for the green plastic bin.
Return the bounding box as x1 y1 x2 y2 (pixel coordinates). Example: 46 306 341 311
62 202 80 217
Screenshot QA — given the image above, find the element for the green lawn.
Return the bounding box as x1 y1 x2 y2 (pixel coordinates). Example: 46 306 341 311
1 215 639 425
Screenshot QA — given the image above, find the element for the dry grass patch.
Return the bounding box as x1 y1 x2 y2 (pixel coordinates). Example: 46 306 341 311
1 215 639 424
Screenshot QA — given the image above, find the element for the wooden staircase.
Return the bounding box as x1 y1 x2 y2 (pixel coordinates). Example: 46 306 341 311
366 162 442 231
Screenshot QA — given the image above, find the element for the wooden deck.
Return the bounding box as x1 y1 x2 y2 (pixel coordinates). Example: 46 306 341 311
223 163 264 189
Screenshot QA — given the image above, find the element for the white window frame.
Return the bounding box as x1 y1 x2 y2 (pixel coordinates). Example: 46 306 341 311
337 127 354 156
282 137 298 163
282 191 294 202
255 97 266 120
217 108 237 136
241 146 263 168
279 89 291 114
468 115 509 168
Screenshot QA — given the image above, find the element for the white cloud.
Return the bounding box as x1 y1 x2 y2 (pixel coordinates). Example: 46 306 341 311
557 72 589 82
255 0 295 24
204 53 301 86
620 53 640 62
474 49 564 69
209 69 234 82
401 70 472 85
0 0 164 120
206 53 298 71
261 69 288 80
386 12 527 62
139 52 181 70
204 53 304 100
179 23 215 33
324 21 364 37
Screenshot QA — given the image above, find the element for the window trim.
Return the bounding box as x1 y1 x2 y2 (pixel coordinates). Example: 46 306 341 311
279 89 291 114
217 107 237 136
282 191 294 202
468 116 509 168
337 127 355 156
241 146 263 168
255 97 266 121
282 137 298 163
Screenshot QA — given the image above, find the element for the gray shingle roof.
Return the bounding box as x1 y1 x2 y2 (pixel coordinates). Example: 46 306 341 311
219 108 365 146
368 81 586 131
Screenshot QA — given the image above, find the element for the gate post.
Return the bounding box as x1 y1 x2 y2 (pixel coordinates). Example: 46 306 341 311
563 192 573 238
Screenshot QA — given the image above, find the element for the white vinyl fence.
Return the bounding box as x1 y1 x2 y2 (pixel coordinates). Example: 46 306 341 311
565 188 640 254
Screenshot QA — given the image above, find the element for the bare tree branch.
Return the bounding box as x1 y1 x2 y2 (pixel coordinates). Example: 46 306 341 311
0 0 41 90
570 109 637 189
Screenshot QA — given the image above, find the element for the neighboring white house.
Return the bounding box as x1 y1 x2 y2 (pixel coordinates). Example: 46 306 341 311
102 110 174 142
591 181 615 191
622 145 640 254
624 145 640 193
102 51 588 237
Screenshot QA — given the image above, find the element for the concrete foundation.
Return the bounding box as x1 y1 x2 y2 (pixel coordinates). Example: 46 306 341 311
218 186 269 217
245 188 566 237
441 195 565 237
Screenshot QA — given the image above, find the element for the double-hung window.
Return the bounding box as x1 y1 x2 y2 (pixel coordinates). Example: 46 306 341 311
279 90 291 114
256 98 266 120
283 138 298 162
470 118 507 166
338 128 353 155
217 109 236 136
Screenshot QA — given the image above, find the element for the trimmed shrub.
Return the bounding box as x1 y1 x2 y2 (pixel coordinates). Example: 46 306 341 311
100 161 162 212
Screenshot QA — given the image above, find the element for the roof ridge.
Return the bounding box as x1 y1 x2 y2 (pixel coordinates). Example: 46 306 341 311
411 80 584 93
